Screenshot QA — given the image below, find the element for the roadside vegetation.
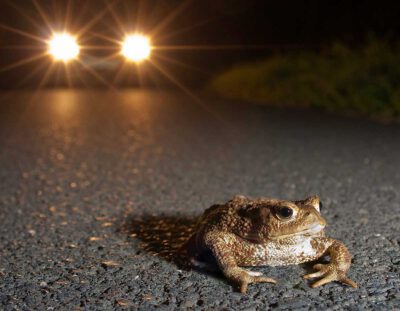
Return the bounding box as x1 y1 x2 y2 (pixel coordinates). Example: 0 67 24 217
209 38 400 122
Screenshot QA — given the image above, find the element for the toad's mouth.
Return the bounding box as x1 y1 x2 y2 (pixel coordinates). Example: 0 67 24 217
299 224 325 235
270 224 325 239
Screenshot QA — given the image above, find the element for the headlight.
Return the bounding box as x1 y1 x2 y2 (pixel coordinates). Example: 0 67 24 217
121 34 151 62
48 32 80 62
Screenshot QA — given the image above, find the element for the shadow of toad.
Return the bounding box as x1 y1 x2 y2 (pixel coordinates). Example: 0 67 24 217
120 214 198 268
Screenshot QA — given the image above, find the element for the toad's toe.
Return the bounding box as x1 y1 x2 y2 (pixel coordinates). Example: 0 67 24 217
304 263 357 288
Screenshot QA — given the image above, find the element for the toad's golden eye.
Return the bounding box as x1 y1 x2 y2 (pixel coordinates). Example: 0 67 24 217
276 207 294 219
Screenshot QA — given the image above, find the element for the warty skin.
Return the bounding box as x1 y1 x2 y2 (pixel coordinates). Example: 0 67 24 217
185 195 357 293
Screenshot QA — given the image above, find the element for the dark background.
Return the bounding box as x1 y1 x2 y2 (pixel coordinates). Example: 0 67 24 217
0 0 399 88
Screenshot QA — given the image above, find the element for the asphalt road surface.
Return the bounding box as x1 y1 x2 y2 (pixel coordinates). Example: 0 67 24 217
0 90 399 310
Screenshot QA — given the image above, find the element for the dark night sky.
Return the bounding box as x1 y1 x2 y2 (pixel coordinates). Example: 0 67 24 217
0 0 399 88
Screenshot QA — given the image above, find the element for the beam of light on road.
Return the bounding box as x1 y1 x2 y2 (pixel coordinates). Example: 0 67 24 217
121 34 151 62
48 33 80 62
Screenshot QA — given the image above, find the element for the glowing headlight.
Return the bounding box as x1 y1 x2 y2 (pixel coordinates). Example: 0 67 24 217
121 34 151 62
48 33 80 62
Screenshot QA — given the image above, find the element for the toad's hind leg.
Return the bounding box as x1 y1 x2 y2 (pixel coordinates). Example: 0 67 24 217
204 231 276 293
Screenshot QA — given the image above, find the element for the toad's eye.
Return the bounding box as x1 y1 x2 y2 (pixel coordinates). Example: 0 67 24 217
276 207 294 219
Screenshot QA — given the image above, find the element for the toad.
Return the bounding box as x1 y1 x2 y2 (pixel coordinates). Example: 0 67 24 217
185 195 357 293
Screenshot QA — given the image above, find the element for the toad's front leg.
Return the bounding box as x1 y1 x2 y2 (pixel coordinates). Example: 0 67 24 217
203 231 276 293
304 239 357 288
